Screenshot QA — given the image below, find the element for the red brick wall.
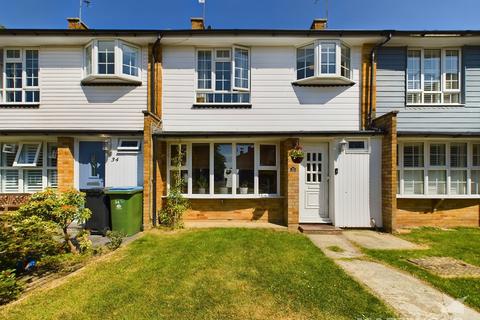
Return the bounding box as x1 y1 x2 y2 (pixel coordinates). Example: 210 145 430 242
57 137 75 192
281 138 300 229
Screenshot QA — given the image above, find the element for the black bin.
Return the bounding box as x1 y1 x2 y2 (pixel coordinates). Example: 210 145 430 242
81 189 111 235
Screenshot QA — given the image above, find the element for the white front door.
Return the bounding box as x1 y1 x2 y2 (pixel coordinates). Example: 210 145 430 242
299 143 329 223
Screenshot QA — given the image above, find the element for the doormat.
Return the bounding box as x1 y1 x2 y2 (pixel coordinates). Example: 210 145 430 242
407 257 480 278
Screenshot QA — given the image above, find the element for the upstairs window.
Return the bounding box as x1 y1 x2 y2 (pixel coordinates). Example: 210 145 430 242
83 40 141 84
0 49 40 104
295 40 352 85
195 47 250 105
406 48 461 105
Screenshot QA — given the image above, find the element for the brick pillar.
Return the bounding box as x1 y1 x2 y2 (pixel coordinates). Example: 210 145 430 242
57 137 75 192
361 44 376 130
281 138 300 230
372 111 398 232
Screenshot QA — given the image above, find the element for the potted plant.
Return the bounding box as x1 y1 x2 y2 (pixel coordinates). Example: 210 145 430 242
239 181 249 194
289 145 305 163
197 176 208 194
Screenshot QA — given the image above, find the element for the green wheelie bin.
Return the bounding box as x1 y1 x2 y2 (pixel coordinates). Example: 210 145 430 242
105 187 143 236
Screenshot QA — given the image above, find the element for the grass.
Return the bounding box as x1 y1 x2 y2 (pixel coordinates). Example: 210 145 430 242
326 245 345 253
364 227 480 311
1 228 395 320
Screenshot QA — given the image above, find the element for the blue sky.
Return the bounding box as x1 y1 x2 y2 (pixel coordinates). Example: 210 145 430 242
1 0 480 30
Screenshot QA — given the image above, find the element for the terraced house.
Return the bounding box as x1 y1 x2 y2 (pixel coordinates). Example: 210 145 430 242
1 18 479 232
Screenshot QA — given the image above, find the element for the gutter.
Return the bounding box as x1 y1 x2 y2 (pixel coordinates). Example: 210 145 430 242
367 32 392 128
150 34 162 227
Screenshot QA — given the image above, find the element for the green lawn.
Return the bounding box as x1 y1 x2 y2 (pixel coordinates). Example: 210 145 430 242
364 227 480 311
1 228 395 320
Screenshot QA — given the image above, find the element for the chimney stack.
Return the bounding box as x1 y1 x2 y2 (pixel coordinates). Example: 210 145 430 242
310 18 327 30
67 18 88 30
191 17 205 30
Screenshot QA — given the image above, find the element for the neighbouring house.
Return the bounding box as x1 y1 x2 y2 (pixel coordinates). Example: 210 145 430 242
0 18 149 212
1 18 479 232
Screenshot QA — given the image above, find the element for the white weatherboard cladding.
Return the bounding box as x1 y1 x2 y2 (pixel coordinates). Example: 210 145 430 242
333 137 382 228
162 46 361 132
0 47 148 131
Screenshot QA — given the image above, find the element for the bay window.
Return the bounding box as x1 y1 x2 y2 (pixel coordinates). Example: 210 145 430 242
398 141 480 197
406 48 461 105
167 142 279 197
0 141 57 193
0 48 40 104
295 40 352 85
195 47 250 105
83 40 141 84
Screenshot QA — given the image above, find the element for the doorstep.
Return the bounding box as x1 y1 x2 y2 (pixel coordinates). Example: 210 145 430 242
298 224 343 235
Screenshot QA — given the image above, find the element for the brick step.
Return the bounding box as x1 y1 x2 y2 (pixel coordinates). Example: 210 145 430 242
298 224 343 235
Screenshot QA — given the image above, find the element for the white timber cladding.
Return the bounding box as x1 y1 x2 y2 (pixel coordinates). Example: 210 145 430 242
0 46 148 131
162 45 361 131
333 137 382 228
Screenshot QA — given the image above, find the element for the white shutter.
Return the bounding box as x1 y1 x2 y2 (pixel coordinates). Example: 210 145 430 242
24 170 43 192
2 170 19 193
14 143 41 166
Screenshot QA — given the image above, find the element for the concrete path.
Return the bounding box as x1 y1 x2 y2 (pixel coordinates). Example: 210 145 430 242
308 233 480 320
343 230 425 250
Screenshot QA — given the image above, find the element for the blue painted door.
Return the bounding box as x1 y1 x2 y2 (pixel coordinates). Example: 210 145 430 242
79 141 106 189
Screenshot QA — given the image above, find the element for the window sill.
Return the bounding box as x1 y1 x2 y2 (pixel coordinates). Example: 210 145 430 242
192 103 252 109
0 103 39 108
397 194 480 199
163 194 282 199
292 76 355 87
81 74 142 86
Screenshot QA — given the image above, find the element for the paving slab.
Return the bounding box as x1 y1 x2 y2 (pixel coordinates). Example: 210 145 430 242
343 230 425 250
307 234 363 259
337 259 480 320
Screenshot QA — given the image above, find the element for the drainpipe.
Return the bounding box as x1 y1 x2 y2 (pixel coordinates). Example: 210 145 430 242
367 32 393 128
150 35 162 226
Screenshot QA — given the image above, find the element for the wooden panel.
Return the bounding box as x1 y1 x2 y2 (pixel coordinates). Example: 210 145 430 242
184 198 284 224
396 198 480 229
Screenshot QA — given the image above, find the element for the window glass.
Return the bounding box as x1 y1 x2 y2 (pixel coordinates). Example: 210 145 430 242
428 170 446 194
473 144 480 167
236 144 254 194
5 62 22 102
1 144 17 167
47 169 58 188
0 49 3 102
6 50 20 59
197 50 212 90
450 143 467 168
450 170 467 195
85 45 92 75
25 50 38 87
403 143 424 167
122 44 139 76
403 170 424 194
192 143 210 194
169 170 188 194
16 143 40 166
170 144 187 167
259 170 277 194
407 50 421 91
215 61 231 91
445 50 459 90
260 145 276 167
47 143 57 167
320 42 336 74
340 44 351 78
234 48 249 89
296 44 314 80
97 40 115 74
348 141 366 150
429 144 446 166
424 49 441 103
24 170 43 193
1 170 19 193
471 170 480 194
214 144 233 194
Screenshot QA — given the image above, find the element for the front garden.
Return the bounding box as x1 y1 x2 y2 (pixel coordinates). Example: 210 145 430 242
0 228 396 320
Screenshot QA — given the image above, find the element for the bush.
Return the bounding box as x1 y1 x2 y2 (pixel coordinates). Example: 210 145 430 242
0 270 23 305
75 230 92 254
0 212 60 271
17 188 91 253
106 231 125 251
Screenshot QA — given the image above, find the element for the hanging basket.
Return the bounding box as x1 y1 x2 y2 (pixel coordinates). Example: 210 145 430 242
291 156 304 164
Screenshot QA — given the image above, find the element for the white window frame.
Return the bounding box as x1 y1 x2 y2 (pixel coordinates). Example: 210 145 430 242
295 40 352 81
195 46 251 105
166 141 280 198
83 39 141 81
406 48 462 106
13 142 42 167
1 48 40 104
0 140 57 193
397 140 480 198
117 139 141 152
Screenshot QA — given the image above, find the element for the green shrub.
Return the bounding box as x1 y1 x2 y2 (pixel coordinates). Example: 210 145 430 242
0 212 60 270
75 230 92 253
17 188 91 253
0 269 23 305
106 231 125 251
